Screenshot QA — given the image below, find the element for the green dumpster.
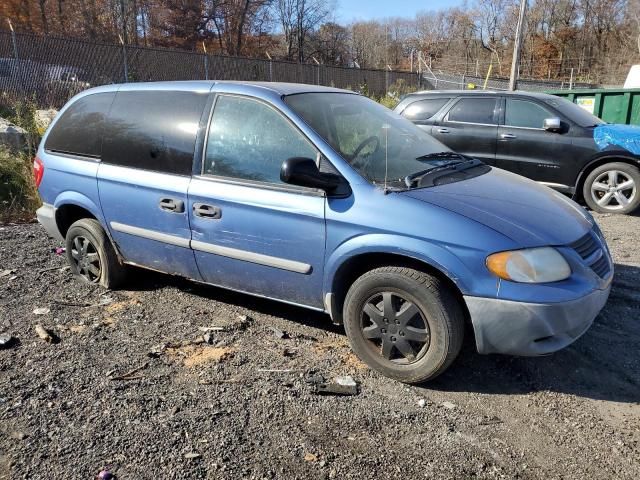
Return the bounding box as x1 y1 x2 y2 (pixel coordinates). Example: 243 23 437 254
546 88 640 125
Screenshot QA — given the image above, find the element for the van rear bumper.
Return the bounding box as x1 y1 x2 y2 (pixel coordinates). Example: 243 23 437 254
36 203 63 241
464 287 610 356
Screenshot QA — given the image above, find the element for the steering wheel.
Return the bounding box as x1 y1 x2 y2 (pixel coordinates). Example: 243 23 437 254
348 135 380 162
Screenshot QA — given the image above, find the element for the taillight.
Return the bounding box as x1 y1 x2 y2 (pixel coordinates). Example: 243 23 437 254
33 155 44 188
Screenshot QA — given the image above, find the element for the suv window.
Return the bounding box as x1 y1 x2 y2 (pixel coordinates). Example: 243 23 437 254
505 98 552 129
45 92 115 158
102 90 206 175
204 95 318 184
401 98 450 121
447 97 497 125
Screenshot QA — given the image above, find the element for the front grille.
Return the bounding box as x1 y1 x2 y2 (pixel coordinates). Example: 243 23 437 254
569 231 611 279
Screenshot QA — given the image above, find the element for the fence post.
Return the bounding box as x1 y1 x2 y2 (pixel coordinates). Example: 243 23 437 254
119 35 128 82
204 55 209 80
462 74 465 89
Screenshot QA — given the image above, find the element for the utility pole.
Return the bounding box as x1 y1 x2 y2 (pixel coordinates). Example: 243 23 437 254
508 0 527 91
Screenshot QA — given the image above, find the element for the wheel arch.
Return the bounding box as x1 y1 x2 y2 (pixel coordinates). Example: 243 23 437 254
574 154 640 201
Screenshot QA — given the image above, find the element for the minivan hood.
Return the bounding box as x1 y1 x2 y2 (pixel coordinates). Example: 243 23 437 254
401 167 593 246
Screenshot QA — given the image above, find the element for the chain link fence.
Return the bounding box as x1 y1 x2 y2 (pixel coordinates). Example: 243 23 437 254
0 30 419 109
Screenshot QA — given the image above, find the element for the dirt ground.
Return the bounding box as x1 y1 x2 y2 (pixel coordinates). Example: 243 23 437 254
0 211 638 479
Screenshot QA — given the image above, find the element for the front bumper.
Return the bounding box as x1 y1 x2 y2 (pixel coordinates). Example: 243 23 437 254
464 286 611 356
36 203 63 241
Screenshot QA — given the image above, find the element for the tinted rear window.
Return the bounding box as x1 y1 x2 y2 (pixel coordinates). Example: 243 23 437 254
102 90 206 175
401 98 450 121
45 92 115 158
447 97 498 124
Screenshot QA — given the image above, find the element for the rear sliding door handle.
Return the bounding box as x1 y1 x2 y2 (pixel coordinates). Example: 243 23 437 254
159 198 185 213
193 203 222 219
500 133 517 139
437 128 449 134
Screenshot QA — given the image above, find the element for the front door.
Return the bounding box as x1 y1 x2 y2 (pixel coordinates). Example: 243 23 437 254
496 97 575 187
431 96 499 165
188 93 326 308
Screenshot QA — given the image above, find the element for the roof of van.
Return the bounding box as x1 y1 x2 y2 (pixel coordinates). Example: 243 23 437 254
404 89 557 100
88 81 354 96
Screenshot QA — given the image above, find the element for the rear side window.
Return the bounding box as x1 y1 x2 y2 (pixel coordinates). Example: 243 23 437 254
447 97 497 125
505 98 553 129
45 92 115 158
102 90 206 175
401 98 450 121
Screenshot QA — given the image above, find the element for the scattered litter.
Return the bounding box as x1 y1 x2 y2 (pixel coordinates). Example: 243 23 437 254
10 431 27 440
96 469 114 480
109 362 148 381
418 398 427 408
304 452 318 462
308 374 359 396
442 401 456 410
51 247 66 255
270 326 289 339
8 275 17 281
38 265 69 275
33 307 50 315
34 325 57 343
184 452 201 460
197 326 226 332
0 269 14 277
479 416 503 426
203 332 215 345
0 334 17 349
99 295 114 306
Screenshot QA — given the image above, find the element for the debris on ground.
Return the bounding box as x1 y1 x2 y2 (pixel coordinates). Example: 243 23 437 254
96 468 114 480
270 326 289 339
1 269 15 277
51 247 66 255
203 332 215 344
304 452 318 462
308 374 359 396
33 307 50 315
418 398 427 408
108 363 148 381
34 324 57 343
442 401 456 410
0 333 17 349
184 452 201 460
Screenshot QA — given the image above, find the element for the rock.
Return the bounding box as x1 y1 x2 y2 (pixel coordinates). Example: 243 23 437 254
10 431 27 440
442 401 456 410
310 374 359 396
304 452 318 462
270 326 289 339
35 325 56 343
0 334 17 349
35 109 58 134
418 398 426 408
203 332 215 345
184 452 201 459
0 117 26 151
0 269 14 277
33 307 50 315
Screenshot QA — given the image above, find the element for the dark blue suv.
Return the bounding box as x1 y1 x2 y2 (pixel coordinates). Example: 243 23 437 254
35 81 612 383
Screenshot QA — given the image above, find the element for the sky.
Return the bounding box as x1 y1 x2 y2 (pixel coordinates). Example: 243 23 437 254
336 0 466 23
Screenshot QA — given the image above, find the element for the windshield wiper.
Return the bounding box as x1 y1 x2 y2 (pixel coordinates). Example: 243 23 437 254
404 157 484 188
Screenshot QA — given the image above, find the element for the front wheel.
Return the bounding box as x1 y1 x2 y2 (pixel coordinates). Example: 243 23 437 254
343 267 464 384
583 162 640 214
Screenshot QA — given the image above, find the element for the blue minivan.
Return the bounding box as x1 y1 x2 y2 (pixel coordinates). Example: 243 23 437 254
35 81 612 383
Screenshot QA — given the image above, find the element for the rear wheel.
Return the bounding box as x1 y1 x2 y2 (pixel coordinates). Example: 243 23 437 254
343 266 464 384
583 162 640 214
65 218 126 289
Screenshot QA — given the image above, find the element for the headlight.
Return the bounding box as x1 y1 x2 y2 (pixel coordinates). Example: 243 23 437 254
486 247 571 283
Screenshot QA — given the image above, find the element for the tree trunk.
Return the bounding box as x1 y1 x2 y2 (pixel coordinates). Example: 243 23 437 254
39 0 49 34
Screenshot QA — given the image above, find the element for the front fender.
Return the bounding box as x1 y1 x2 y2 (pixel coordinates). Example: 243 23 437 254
323 233 479 297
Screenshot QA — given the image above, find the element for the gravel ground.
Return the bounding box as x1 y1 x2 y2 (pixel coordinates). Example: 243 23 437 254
0 212 639 479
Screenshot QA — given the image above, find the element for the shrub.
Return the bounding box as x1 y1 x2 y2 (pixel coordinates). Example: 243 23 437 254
0 146 39 222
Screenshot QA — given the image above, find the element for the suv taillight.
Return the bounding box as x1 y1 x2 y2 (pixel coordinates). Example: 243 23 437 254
33 155 44 187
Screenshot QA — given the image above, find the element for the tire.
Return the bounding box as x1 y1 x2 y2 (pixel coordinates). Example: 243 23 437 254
583 162 640 214
65 218 126 289
343 266 464 384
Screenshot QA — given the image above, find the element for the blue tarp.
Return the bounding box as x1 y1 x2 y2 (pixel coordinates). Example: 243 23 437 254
594 124 640 155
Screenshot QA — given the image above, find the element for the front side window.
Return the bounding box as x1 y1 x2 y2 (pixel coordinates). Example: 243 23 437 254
45 92 115 157
401 98 450 122
203 95 318 184
102 90 206 175
285 92 486 187
447 97 498 125
505 98 553 129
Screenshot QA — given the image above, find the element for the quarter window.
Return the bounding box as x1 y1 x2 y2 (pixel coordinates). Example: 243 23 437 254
45 92 115 157
204 95 318 184
505 98 553 129
401 98 450 121
102 90 206 175
447 98 497 125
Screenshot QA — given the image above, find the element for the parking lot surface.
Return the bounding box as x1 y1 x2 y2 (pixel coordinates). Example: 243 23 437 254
1 212 638 479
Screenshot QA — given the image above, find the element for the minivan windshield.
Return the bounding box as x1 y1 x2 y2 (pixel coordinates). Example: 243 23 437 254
285 92 485 187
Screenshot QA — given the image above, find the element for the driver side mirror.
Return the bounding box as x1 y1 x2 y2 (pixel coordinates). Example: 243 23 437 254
280 157 349 196
543 117 562 132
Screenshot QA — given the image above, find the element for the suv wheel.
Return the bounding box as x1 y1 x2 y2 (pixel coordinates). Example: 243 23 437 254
65 218 126 288
343 266 464 384
583 162 640 214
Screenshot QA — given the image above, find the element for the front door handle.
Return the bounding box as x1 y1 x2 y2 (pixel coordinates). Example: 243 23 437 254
500 133 517 139
437 127 449 134
159 198 185 213
193 203 222 219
